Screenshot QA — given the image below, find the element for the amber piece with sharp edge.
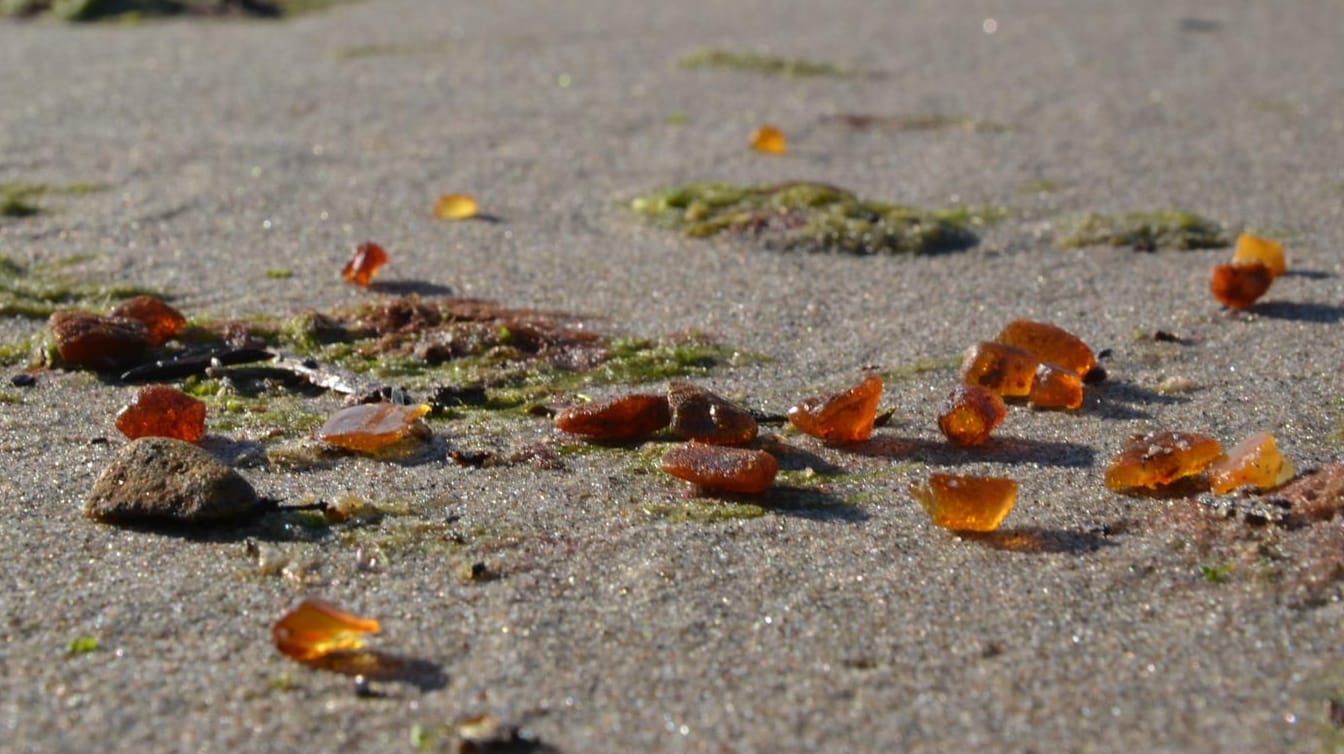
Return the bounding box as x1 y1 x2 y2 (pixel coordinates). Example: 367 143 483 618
910 473 1017 532
554 393 671 440
750 125 787 155
1029 362 1084 410
1232 233 1286 278
938 385 1006 447
668 381 758 446
318 402 431 453
1104 431 1224 491
1210 261 1272 309
1207 431 1294 494
995 319 1095 377
48 310 151 371
661 442 778 495
341 242 388 287
115 385 206 442
272 598 381 662
434 193 479 220
110 296 186 346
788 374 883 443
960 342 1038 398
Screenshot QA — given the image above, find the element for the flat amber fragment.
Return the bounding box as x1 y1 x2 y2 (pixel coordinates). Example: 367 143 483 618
271 598 381 662
1207 431 1294 494
110 296 186 346
1103 431 1225 491
1232 233 1286 278
668 381 758 446
554 393 671 440
960 342 1038 398
115 385 207 442
318 402 431 453
1210 261 1272 309
1028 362 1084 411
750 125 787 155
995 319 1095 377
788 374 883 443
937 385 1006 447
341 242 389 287
48 310 151 371
660 442 778 495
434 193 479 220
910 473 1017 532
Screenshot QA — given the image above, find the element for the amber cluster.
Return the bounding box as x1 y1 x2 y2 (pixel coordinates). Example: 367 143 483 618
48 295 187 371
1104 429 1293 494
1209 233 1287 309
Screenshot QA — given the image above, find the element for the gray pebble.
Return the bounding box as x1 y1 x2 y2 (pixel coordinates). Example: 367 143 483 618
84 437 259 525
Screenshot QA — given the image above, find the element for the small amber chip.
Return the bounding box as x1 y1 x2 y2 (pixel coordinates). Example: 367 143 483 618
341 242 389 287
960 342 1039 398
1028 362 1084 411
434 193 479 221
1210 261 1272 309
788 374 883 443
48 310 152 371
272 598 381 662
554 393 671 440
1232 233 1286 278
910 473 1017 532
1103 430 1225 491
750 125 787 155
937 385 1007 447
318 402 431 453
1207 431 1294 494
110 296 187 347
115 385 207 442
668 382 758 446
660 442 778 495
995 319 1095 377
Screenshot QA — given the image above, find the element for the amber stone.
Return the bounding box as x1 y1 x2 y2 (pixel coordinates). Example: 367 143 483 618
959 342 1038 398
434 193 479 220
910 473 1017 532
995 319 1095 377
667 381 758 446
788 374 883 443
115 385 207 443
937 385 1007 447
110 296 187 347
48 310 151 371
750 125 787 155
554 393 671 440
1210 261 1272 309
318 402 431 453
1028 362 1084 411
1207 431 1294 494
272 598 381 662
1103 431 1225 491
341 242 389 287
660 442 778 495
1232 233 1286 278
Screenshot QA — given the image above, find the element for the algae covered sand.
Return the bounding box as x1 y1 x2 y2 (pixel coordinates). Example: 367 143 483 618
1055 210 1229 250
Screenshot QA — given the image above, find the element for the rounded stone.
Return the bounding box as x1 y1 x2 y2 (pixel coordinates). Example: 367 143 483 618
84 437 260 525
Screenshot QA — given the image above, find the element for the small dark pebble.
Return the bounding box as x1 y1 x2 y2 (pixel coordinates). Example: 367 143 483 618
431 384 489 411
1329 698 1344 728
353 675 384 699
1082 365 1108 385
526 404 556 419
1096 348 1113 360
1153 330 1184 343
448 449 493 467
872 407 896 428
9 373 35 387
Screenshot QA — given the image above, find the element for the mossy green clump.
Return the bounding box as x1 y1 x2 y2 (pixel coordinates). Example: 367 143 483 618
1 0 349 20
1056 210 1229 250
632 181 994 255
0 182 100 218
0 254 163 319
264 268 292 280
66 635 98 655
677 49 857 78
641 500 768 523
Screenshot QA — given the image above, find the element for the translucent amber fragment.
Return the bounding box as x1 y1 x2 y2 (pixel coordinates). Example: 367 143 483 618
787 374 883 443
341 242 388 287
995 319 1095 377
667 382 758 446
660 442 778 495
1210 261 1272 309
110 296 186 347
318 402 431 453
960 342 1038 398
434 193 479 220
750 125 787 155
271 598 380 662
1029 362 1084 411
910 473 1017 532
48 310 151 371
1207 432 1294 494
1103 431 1225 491
115 385 206 442
554 393 671 440
937 385 1006 447
1232 233 1286 278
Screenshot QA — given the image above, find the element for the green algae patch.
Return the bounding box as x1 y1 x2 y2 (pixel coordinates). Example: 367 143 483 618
632 181 992 255
0 254 163 319
0 182 101 218
824 113 1010 133
677 49 859 78
1056 210 1228 250
66 635 99 655
264 268 292 280
641 500 768 524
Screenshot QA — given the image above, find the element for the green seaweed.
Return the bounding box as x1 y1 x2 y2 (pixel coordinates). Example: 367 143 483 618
0 254 163 319
641 500 768 523
66 635 98 655
1056 210 1229 250
0 182 101 218
1200 563 1235 584
264 268 292 280
677 49 858 78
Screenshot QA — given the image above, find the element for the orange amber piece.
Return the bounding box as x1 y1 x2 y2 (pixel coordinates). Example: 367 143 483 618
1210 261 1272 309
1232 233 1286 278
910 473 1017 532
1103 430 1225 491
48 310 151 371
318 402 431 453
1028 362 1084 411
434 193 479 220
110 296 186 347
554 393 671 440
1207 431 1294 494
115 385 207 442
788 374 883 443
750 125 787 155
667 382 758 446
995 319 1095 377
960 342 1038 398
341 242 389 287
937 385 1007 447
660 442 778 495
271 598 381 662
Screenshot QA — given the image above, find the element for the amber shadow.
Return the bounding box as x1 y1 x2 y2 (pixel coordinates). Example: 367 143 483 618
1246 300 1344 323
301 649 447 692
1084 380 1189 421
851 435 1095 468
368 279 455 297
958 526 1115 555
